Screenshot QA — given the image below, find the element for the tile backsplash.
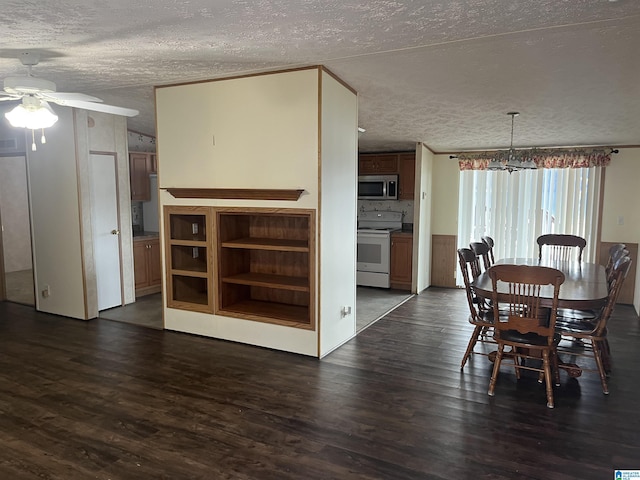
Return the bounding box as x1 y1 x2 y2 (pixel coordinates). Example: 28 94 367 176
358 200 414 224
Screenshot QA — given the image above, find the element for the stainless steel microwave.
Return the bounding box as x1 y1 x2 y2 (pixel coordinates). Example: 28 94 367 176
358 175 398 200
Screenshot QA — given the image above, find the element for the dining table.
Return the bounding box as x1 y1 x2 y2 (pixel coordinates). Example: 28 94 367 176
471 257 609 377
471 257 609 310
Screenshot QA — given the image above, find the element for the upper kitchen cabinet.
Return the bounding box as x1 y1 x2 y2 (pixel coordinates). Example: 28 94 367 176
358 154 398 174
155 66 358 358
398 153 416 200
129 151 156 201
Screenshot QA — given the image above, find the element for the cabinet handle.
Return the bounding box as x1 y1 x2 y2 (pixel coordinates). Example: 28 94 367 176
111 229 120 235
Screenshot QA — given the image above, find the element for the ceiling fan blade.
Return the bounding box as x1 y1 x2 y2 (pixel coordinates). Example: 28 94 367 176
0 95 20 102
40 91 104 103
55 99 139 117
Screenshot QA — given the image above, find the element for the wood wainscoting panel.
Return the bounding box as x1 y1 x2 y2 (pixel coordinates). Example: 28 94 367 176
431 235 457 288
599 241 637 304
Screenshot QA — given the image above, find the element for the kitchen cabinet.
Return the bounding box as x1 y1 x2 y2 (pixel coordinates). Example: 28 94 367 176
164 206 213 313
358 154 398 174
129 152 156 201
398 153 416 200
133 236 162 297
215 208 315 329
390 232 413 290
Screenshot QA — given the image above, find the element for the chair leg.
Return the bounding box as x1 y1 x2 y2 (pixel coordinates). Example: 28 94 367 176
461 325 483 369
601 338 612 375
488 344 504 397
553 350 561 387
592 340 610 395
542 350 555 408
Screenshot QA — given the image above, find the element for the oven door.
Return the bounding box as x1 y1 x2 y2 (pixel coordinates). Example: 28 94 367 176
357 231 391 273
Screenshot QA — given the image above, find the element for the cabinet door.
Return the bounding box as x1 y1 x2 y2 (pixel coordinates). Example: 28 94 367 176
130 153 151 201
358 154 398 174
133 240 150 289
374 154 399 174
148 238 162 286
358 155 379 174
390 235 413 287
398 153 415 200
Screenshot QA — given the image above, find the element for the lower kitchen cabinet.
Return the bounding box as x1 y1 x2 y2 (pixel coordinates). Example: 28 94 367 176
390 232 413 290
133 236 162 297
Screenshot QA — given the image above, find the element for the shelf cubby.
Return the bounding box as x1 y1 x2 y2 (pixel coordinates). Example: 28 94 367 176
215 208 315 329
164 206 213 313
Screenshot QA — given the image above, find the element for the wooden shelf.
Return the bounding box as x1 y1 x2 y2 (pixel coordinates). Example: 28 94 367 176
222 273 309 291
218 299 311 327
221 237 309 252
166 188 305 201
170 269 209 278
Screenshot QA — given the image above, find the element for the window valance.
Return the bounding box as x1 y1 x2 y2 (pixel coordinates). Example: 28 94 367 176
458 148 612 171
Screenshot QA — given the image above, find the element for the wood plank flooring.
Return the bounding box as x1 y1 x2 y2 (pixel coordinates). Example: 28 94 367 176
0 287 639 479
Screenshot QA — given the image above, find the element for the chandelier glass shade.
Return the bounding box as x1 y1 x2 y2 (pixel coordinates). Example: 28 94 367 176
5 95 58 130
487 112 537 172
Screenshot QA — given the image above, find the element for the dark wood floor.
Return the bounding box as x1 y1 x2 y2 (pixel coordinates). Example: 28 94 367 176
1 288 639 479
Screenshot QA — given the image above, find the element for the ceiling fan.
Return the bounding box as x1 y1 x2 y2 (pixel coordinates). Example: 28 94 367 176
0 51 139 120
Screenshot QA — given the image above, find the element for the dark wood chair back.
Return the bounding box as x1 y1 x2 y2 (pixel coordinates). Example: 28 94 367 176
457 248 482 315
596 255 631 336
489 264 566 342
481 235 495 264
458 248 495 369
606 244 628 280
487 264 565 408
537 234 587 262
470 241 492 271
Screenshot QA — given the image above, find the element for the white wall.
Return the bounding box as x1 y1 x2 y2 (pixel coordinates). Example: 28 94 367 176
27 107 133 319
600 148 640 313
0 156 32 272
28 108 87 318
414 143 433 293
318 70 358 357
431 154 460 236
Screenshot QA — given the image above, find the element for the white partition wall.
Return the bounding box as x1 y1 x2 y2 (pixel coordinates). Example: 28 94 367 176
27 107 133 320
156 66 358 357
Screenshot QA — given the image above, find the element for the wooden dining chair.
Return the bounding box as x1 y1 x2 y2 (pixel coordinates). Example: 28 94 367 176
537 234 586 262
458 248 495 369
481 236 495 265
556 255 631 394
487 264 565 408
470 241 492 271
606 244 628 282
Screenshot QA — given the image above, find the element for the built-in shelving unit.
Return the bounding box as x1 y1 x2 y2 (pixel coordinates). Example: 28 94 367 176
215 208 315 329
164 206 213 313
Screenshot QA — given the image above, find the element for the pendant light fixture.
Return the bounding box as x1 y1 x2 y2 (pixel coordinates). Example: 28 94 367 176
487 112 537 172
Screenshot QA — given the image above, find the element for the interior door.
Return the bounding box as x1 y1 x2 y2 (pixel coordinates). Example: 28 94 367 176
90 153 122 310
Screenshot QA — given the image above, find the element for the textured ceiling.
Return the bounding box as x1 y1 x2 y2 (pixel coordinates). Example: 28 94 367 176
1 0 639 153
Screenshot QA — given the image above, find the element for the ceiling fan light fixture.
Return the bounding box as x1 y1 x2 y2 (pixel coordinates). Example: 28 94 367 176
5 96 58 130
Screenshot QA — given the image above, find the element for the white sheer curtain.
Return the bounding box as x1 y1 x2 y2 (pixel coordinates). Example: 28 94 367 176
457 167 602 285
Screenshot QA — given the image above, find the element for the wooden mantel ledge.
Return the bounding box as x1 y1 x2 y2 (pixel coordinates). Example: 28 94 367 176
165 188 305 201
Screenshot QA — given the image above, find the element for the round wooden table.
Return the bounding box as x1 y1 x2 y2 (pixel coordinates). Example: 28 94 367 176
471 257 608 310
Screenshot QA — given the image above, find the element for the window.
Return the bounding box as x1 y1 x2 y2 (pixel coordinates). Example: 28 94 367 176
457 167 603 283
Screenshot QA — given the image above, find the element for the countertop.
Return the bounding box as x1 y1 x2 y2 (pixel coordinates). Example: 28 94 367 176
132 231 159 240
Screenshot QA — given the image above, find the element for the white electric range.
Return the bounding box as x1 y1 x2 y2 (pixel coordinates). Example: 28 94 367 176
356 210 403 288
